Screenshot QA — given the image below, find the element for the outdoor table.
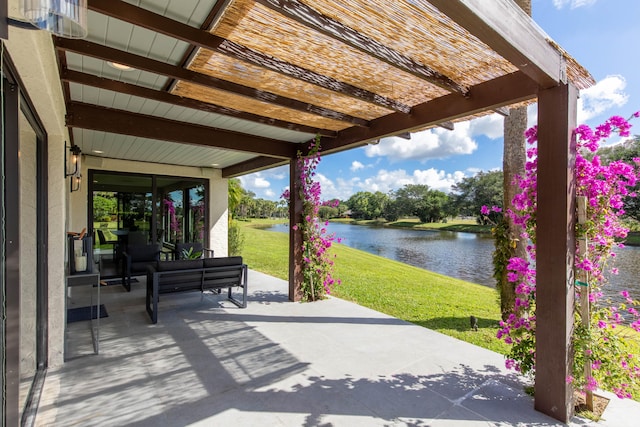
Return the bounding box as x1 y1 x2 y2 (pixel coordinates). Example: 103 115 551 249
65 268 100 359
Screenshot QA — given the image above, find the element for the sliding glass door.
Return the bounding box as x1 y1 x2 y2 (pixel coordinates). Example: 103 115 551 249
157 177 206 246
89 171 207 275
2 51 49 426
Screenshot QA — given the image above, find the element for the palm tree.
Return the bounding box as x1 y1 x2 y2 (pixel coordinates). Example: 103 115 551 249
498 0 531 320
228 178 244 220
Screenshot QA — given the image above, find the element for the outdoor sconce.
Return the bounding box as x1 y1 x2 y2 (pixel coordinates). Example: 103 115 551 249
65 143 81 177
65 143 82 192
10 0 88 39
70 173 82 193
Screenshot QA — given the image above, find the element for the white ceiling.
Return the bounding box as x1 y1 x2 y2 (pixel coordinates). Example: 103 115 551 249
67 1 313 170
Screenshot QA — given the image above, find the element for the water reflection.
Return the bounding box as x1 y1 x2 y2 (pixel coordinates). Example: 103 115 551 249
268 222 640 305
605 246 640 305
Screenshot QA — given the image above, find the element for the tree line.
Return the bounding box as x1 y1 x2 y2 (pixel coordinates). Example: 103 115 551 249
229 135 639 224
343 171 502 222
229 171 504 223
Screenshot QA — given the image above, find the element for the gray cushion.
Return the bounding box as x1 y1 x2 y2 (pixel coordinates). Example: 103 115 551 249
157 259 203 272
203 256 243 268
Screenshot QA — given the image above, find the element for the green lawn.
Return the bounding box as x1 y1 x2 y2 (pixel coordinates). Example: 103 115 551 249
626 231 640 246
239 220 508 354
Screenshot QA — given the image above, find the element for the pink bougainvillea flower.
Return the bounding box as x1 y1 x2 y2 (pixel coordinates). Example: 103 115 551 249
498 113 640 399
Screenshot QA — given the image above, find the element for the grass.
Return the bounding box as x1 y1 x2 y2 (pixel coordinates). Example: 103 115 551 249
625 232 640 246
240 219 508 354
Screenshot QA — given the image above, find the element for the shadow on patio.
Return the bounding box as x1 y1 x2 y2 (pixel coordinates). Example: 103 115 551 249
36 270 626 426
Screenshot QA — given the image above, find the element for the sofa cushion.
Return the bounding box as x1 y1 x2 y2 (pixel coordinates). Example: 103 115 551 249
132 261 156 274
203 256 243 268
157 259 203 271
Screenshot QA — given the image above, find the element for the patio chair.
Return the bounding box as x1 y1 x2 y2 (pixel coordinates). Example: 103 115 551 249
122 244 161 291
96 229 118 259
127 230 148 246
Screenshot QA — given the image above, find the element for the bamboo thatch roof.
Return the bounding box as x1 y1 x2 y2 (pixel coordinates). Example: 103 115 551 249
54 0 594 175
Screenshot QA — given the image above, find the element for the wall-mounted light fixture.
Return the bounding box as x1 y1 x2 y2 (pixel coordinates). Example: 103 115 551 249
65 143 81 177
70 173 82 192
65 143 82 192
15 0 88 39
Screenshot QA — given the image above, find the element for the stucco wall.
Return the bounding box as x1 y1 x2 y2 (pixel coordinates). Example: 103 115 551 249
5 10 79 368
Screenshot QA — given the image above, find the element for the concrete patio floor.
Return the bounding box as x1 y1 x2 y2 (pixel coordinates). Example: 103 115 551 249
35 270 637 426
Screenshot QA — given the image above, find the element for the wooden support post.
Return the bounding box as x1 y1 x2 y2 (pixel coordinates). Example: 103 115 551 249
535 83 578 423
288 158 304 301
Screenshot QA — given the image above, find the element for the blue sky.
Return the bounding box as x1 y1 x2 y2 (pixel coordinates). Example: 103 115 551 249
240 0 640 201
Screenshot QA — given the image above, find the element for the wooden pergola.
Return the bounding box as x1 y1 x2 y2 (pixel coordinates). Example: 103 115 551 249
16 0 593 421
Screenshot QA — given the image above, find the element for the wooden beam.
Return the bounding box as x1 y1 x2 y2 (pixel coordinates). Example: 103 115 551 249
317 71 538 155
61 69 336 137
256 0 466 95
0 0 8 40
494 107 510 117
534 83 577 423
438 122 455 131
164 0 232 92
65 102 297 159
223 157 288 178
54 48 76 147
88 0 410 113
289 158 304 302
54 37 369 127
428 0 564 88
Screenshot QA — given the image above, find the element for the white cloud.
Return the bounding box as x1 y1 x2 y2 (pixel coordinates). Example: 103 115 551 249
526 75 629 126
314 168 467 200
553 0 597 9
259 165 288 180
578 75 628 122
363 113 507 163
239 172 274 199
365 122 477 162
253 177 270 188
350 161 365 172
353 168 466 194
465 167 483 175
315 173 362 201
240 165 291 195
468 113 505 139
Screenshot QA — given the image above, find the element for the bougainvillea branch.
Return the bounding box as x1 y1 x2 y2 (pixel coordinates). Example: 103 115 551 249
282 136 341 301
163 199 180 234
495 112 640 399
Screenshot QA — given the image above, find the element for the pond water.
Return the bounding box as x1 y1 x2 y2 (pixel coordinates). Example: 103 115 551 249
267 222 640 305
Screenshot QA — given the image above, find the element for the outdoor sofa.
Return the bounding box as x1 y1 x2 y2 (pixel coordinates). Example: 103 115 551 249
145 256 247 324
